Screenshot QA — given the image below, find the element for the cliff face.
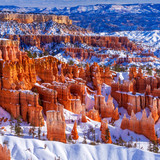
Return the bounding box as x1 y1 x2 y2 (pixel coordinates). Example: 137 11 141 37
46 110 66 143
0 89 44 126
94 94 119 120
0 144 11 160
121 111 157 142
0 38 43 126
0 38 21 62
17 35 137 52
0 13 72 25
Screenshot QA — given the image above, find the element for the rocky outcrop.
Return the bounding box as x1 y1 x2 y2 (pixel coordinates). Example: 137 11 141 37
111 88 160 120
121 110 157 142
111 70 160 119
20 90 44 126
0 89 44 126
86 108 101 122
0 144 11 160
117 56 153 64
81 110 87 123
35 56 59 83
81 62 113 89
95 94 119 120
0 39 41 126
1 57 36 90
16 35 137 52
71 121 79 140
0 13 72 25
34 83 58 114
101 119 112 143
128 67 160 93
46 110 66 143
0 38 22 62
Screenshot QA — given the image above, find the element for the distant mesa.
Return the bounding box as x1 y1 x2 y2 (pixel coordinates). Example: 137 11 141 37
0 13 72 25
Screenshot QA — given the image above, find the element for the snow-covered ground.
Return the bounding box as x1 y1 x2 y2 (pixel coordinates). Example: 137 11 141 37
106 30 160 53
1 105 160 160
0 0 159 8
1 135 160 160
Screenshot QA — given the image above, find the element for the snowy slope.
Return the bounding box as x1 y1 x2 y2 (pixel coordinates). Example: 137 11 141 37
0 1 159 8
0 20 90 36
0 4 159 32
0 135 160 160
107 30 160 52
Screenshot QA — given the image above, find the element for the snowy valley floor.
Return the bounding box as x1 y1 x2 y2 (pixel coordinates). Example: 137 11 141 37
1 135 160 160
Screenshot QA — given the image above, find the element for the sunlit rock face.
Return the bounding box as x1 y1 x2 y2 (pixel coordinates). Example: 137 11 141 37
0 38 43 126
0 144 11 160
101 119 112 144
0 13 72 25
95 94 119 120
71 121 79 140
121 110 157 142
46 110 66 143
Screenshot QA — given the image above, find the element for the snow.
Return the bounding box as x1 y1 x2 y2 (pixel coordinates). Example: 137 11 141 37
107 30 160 54
114 72 129 83
85 86 95 110
0 135 160 160
0 0 159 8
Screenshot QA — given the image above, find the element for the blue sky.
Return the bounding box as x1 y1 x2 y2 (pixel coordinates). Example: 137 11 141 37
0 0 159 8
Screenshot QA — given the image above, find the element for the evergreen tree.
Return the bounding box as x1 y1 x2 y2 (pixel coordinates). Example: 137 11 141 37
9 115 14 133
27 51 33 58
15 123 23 137
33 52 37 58
152 141 159 153
148 141 153 152
15 116 23 137
105 128 110 142
38 126 41 140
44 51 49 56
82 135 87 144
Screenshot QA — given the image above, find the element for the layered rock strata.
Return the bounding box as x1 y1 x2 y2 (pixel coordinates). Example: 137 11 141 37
121 110 157 141
46 110 66 143
0 13 72 25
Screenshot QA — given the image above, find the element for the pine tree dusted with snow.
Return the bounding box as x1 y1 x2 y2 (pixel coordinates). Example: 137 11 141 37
15 116 23 137
71 121 79 140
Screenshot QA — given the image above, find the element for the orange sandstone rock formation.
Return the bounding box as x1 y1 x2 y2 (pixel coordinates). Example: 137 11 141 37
101 119 112 143
0 38 42 126
46 110 66 143
86 108 101 122
94 94 119 120
0 144 11 160
0 89 44 126
81 111 87 123
71 121 79 140
121 110 157 141
0 13 72 25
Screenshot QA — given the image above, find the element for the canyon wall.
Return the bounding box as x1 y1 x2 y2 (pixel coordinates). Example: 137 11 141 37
121 110 157 142
13 35 138 52
0 13 72 25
